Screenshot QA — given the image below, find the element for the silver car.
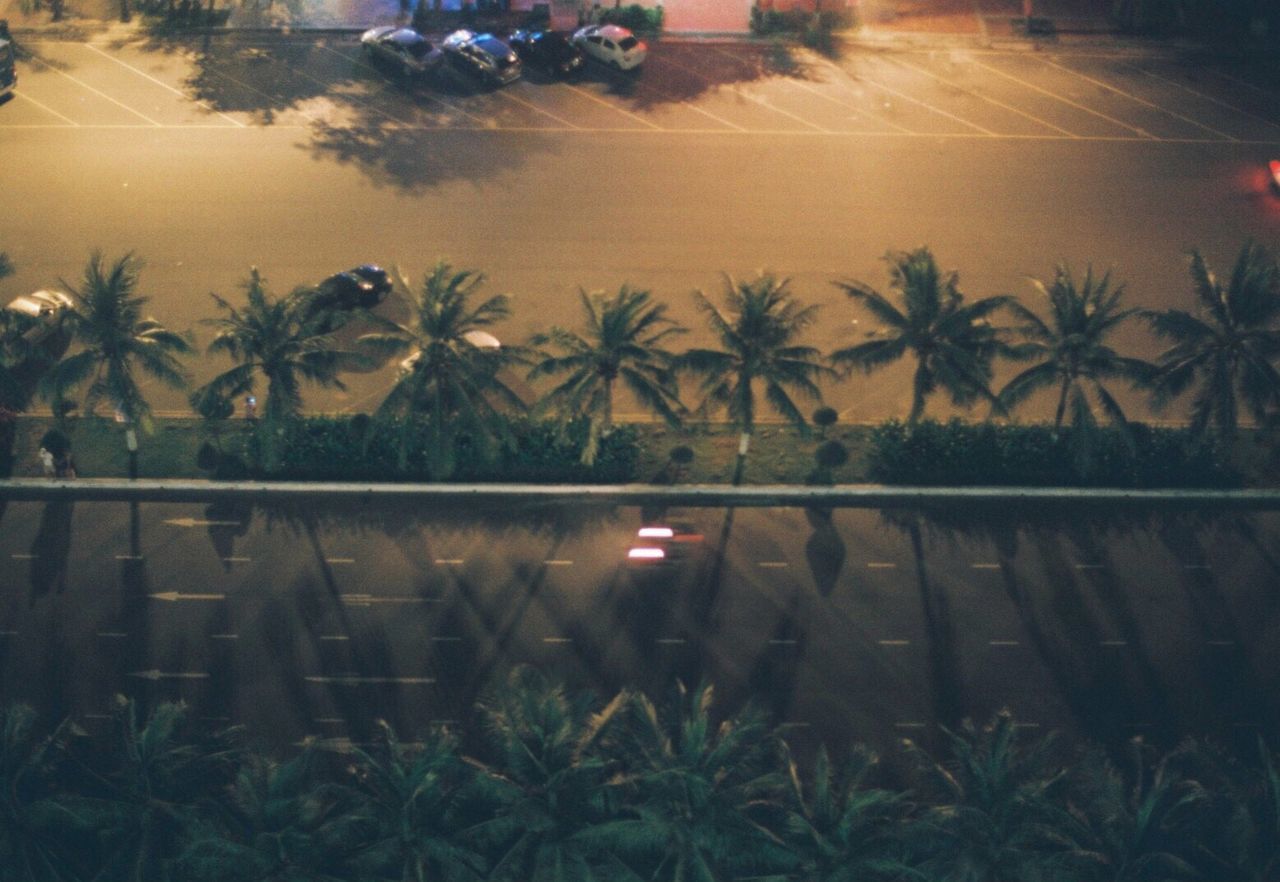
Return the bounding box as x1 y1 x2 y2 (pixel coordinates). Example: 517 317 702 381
360 26 443 78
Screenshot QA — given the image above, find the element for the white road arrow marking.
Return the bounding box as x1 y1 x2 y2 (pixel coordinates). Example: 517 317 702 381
128 670 211 681
304 675 434 685
150 591 226 602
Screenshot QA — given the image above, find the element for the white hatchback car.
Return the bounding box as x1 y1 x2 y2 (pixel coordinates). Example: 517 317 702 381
571 24 647 71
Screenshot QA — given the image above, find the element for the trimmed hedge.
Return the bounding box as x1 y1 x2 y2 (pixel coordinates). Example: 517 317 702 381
598 3 664 35
867 419 1238 488
242 415 640 483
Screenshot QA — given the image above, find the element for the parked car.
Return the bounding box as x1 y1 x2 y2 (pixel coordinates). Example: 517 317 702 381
3 289 73 345
315 265 392 311
506 29 585 78
441 30 522 86
360 26 442 79
571 24 647 71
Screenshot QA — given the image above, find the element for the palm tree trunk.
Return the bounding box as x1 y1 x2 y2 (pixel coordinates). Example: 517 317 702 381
1053 376 1071 431
908 362 929 425
731 429 751 485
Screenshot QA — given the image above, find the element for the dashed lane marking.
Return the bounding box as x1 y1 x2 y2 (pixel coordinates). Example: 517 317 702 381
867 562 897 569
656 638 687 644
971 562 1000 569
434 558 464 565
757 561 789 568
96 632 128 638
82 42 245 127
209 634 239 640
320 635 351 641
1101 640 1128 646
878 639 911 646
988 640 1021 647
542 637 572 644
543 559 574 566
11 553 37 560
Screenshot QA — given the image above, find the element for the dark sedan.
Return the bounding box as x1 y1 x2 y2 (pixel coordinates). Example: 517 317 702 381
441 30 522 86
313 265 392 310
507 30 584 78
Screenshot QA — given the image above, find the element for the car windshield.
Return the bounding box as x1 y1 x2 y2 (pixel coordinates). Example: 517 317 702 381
477 37 509 57
618 36 639 50
405 40 433 58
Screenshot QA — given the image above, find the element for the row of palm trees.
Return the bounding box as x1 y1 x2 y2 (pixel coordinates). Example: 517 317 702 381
4 668 1278 882
4 240 1279 478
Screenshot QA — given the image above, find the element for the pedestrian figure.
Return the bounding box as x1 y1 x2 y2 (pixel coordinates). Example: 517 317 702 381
245 395 257 421
39 447 55 478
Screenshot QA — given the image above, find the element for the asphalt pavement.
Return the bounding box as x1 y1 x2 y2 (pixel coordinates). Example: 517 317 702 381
2 492 1277 753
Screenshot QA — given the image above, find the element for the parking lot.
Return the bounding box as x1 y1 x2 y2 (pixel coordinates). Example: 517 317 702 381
6 34 1280 144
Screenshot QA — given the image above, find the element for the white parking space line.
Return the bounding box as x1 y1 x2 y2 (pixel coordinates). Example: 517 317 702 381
81 42 244 127
1127 63 1280 136
778 75 916 134
817 57 996 136
199 63 328 125
867 561 897 569
625 75 747 131
434 558 464 564
12 90 80 125
972 58 1155 139
317 43 490 126
1041 57 1235 141
261 48 417 128
565 81 662 129
26 55 161 126
896 56 1078 137
655 54 832 133
543 559 574 565
498 88 581 128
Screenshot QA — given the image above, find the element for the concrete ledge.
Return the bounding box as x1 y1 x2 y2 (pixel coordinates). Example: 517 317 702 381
2 478 1277 508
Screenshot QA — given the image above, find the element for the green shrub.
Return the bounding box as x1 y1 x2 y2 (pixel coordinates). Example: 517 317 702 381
244 415 639 483
599 3 663 34
867 419 1237 488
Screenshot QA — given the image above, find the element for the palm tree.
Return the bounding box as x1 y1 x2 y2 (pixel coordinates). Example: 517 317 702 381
473 666 636 882
902 710 1071 882
679 272 830 484
74 697 241 882
357 260 526 478
344 721 490 882
780 742 916 882
1000 265 1155 430
40 251 191 475
192 267 350 469
1145 241 1280 443
831 247 1012 425
528 285 685 465
0 704 88 882
175 744 369 881
1055 739 1211 882
600 680 797 882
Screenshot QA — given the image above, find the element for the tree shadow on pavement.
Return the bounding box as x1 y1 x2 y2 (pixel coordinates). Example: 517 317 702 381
619 40 818 112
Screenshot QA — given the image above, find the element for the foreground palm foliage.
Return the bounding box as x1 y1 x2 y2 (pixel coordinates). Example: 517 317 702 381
2 672 1277 882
